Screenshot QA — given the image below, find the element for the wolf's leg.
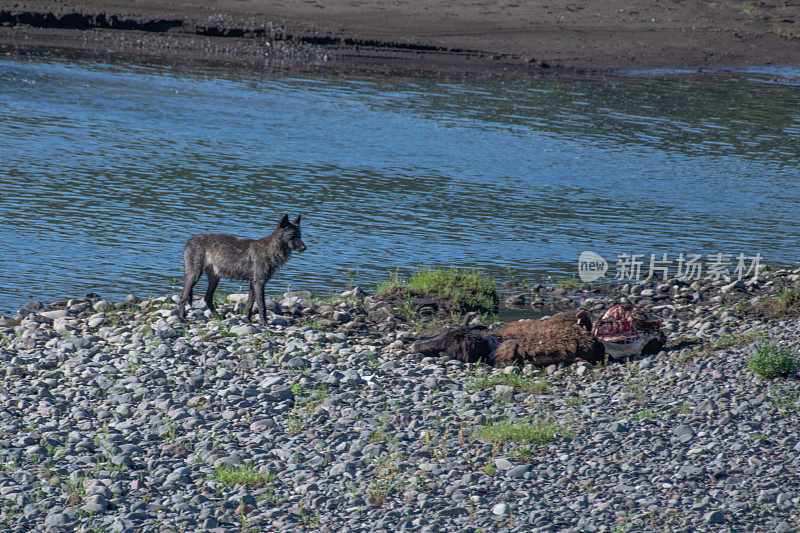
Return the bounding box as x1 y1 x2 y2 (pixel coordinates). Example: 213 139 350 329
245 283 256 322
253 280 267 323
178 247 203 320
204 275 220 317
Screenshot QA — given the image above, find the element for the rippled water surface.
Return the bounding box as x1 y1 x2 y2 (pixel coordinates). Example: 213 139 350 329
1 56 799 313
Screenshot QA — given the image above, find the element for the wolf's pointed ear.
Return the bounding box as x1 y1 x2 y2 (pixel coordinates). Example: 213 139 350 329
279 214 290 228
293 214 301 225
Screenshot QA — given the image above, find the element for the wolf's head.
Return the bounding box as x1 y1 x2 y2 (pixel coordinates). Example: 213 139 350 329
278 214 307 252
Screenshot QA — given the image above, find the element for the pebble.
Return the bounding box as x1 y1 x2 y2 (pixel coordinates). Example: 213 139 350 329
492 502 508 516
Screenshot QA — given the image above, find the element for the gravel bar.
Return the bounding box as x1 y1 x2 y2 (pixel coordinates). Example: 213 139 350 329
1 271 799 532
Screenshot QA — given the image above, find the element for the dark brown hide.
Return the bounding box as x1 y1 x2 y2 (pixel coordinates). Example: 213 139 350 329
493 311 605 366
410 326 493 364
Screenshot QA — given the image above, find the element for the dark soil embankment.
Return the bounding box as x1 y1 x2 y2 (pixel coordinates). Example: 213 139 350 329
2 0 800 73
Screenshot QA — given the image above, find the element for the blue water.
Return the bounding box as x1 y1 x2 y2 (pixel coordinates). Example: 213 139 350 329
1 55 799 313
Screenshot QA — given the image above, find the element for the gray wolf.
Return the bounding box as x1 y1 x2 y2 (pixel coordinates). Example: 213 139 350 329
177 214 306 322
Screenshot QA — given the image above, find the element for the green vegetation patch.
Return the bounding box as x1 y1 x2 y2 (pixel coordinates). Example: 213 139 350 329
748 342 800 378
712 330 767 350
477 417 565 446
466 373 551 395
745 288 800 319
212 464 275 488
375 267 498 317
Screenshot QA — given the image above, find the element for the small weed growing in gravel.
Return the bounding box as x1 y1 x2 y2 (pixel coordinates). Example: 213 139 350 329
741 1 763 17
367 475 398 506
513 444 535 461
366 351 380 368
408 472 429 493
213 320 235 338
674 402 691 415
303 317 328 331
712 330 766 350
161 417 178 441
748 342 800 378
477 417 564 446
622 362 650 405
772 26 800 40
286 385 328 434
213 464 275 488
65 472 86 500
673 347 702 364
566 397 585 407
146 336 163 347
774 288 800 306
611 518 631 533
768 388 800 416
747 288 800 318
482 458 497 476
255 484 282 507
633 409 658 421
369 428 387 443
466 373 551 394
2 456 18 472
300 505 322 529
45 443 64 457
127 360 142 374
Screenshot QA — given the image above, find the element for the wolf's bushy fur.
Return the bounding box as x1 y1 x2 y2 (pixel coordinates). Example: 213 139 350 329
177 214 306 322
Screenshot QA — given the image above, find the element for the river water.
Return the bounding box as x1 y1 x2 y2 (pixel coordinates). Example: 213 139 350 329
1 55 799 314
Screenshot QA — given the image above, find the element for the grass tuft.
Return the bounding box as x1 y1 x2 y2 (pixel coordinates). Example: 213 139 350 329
466 373 551 394
375 267 498 316
712 330 766 350
748 342 799 378
212 464 275 488
746 288 800 319
477 417 565 445
741 1 763 18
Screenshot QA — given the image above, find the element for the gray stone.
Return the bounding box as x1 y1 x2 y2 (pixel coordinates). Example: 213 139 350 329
437 507 469 517
44 512 72 528
506 464 531 478
341 370 365 386
494 457 514 471
259 375 285 388
505 294 526 306
492 502 509 516
250 419 276 431
608 421 628 433
704 510 725 524
284 356 310 369
231 324 257 336
40 310 69 321
81 494 108 513
673 424 694 443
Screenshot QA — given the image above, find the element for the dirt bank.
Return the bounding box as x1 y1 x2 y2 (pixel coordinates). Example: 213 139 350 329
1 0 800 73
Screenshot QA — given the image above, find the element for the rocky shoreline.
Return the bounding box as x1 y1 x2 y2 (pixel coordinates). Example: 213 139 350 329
1 269 799 532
